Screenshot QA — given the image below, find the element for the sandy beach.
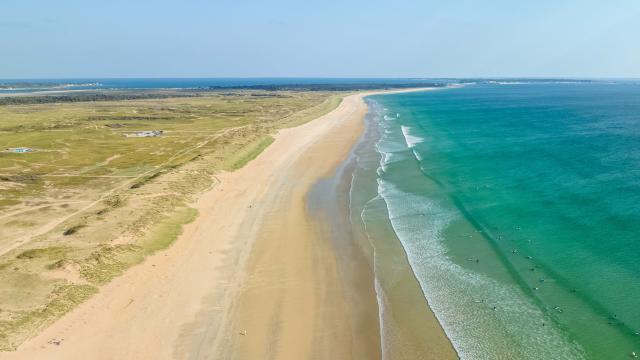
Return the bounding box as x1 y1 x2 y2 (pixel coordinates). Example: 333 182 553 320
4 89 453 360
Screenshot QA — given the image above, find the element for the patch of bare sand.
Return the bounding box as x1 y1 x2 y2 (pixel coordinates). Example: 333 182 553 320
43 263 86 285
0 182 24 191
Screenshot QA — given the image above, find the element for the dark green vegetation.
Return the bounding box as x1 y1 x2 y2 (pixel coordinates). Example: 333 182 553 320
0 91 201 105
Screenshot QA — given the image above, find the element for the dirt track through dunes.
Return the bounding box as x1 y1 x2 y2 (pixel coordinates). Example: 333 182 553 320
0 201 87 221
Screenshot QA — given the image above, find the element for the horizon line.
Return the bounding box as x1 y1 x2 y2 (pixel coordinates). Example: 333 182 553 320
2 76 640 81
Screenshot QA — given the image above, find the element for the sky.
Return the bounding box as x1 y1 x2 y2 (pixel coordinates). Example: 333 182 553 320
1 0 640 79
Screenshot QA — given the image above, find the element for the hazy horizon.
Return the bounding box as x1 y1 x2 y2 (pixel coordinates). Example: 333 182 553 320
3 0 640 79
2 76 640 81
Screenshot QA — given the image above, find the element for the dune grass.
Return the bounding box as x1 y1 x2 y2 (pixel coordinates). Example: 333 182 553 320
225 135 275 171
79 206 198 285
279 94 343 128
0 284 97 351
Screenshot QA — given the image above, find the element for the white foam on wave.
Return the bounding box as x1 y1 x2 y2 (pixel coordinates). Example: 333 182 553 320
373 243 390 359
376 146 408 168
399 125 426 162
357 195 388 359
400 125 425 148
375 127 414 169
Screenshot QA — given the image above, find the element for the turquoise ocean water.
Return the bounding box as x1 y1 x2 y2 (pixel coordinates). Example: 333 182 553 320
357 83 640 359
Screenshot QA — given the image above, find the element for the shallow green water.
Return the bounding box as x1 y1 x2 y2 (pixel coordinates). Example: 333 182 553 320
360 83 640 359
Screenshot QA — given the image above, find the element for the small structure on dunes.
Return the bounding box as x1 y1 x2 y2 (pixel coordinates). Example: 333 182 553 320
124 130 164 138
6 147 34 153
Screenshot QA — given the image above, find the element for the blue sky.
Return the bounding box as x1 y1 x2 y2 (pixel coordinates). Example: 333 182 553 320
2 0 639 78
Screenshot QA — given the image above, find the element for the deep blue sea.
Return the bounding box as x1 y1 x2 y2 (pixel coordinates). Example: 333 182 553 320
361 83 640 359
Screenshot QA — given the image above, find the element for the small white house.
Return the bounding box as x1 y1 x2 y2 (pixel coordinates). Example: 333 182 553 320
6 147 34 153
124 130 164 138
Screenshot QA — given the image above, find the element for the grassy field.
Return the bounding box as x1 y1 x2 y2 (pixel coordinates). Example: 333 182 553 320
0 90 343 350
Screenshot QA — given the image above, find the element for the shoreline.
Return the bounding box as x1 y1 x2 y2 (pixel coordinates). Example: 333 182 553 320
344 97 459 359
4 88 452 359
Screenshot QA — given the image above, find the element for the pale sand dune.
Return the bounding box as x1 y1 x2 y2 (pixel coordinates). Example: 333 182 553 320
5 89 450 360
